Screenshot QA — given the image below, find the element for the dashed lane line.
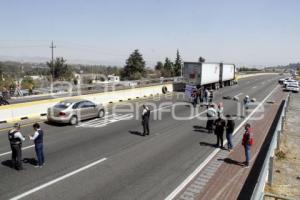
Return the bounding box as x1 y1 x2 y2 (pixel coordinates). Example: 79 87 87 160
10 157 107 200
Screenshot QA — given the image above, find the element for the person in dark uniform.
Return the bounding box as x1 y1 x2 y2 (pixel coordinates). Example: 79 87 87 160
191 89 197 108
8 123 25 170
29 123 45 167
214 116 226 148
209 89 214 104
197 87 202 104
226 115 235 151
141 105 150 136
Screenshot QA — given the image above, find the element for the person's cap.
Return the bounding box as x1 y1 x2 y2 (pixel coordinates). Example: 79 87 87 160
246 95 249 98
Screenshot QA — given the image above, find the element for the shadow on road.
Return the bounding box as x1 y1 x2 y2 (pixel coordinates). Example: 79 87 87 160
199 142 216 148
1 158 38 169
44 121 69 127
193 125 210 134
1 160 14 168
23 158 38 166
218 158 245 166
129 130 143 137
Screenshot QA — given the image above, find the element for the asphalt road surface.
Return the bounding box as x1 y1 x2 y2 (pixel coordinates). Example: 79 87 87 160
0 75 280 200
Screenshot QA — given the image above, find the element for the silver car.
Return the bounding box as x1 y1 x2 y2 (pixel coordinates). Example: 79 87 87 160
47 99 105 125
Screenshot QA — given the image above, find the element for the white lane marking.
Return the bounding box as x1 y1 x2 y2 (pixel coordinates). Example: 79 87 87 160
80 114 134 128
252 86 257 89
164 85 279 200
234 93 243 98
76 105 172 128
0 145 35 157
151 105 173 113
10 157 107 200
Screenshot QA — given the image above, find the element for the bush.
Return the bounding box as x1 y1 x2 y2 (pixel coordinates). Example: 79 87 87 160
21 76 35 90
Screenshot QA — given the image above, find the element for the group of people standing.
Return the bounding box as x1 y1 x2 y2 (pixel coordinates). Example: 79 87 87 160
8 122 45 170
191 88 213 108
206 103 235 151
205 101 254 167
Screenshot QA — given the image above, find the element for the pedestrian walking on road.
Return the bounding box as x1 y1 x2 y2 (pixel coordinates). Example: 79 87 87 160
197 87 202 104
203 88 209 107
242 95 250 118
214 116 226 148
8 123 25 170
242 123 253 167
141 105 150 136
206 105 217 133
209 89 214 104
217 102 224 118
226 115 235 151
191 89 198 108
29 123 45 167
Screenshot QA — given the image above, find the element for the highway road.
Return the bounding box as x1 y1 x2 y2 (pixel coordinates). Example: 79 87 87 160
0 74 280 200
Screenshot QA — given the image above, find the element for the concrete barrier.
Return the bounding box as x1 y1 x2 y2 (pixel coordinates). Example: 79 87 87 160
0 84 173 123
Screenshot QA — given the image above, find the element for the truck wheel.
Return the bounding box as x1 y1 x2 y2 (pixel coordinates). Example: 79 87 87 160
162 86 168 94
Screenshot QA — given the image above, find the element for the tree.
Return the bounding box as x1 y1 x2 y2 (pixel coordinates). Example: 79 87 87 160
174 49 182 76
46 57 74 81
21 76 35 90
162 57 174 77
0 63 3 82
122 49 146 80
155 61 163 71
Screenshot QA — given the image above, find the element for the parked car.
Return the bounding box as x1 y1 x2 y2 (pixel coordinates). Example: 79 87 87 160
285 82 299 93
47 99 105 125
283 79 297 88
278 78 286 84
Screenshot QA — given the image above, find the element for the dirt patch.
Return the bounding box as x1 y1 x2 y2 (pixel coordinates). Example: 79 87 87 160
265 94 300 199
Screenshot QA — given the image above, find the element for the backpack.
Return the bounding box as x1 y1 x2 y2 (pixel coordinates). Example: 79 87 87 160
249 137 254 146
242 131 253 146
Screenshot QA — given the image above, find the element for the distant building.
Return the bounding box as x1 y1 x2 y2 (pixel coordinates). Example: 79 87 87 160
107 75 120 82
30 75 44 80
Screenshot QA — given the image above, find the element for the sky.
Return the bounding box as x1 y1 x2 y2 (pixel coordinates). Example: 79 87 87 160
0 0 299 67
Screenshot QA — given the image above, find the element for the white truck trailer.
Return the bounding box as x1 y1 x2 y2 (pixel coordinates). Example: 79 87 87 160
183 62 236 101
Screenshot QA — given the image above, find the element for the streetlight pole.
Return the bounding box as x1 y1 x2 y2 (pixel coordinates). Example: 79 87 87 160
50 41 56 80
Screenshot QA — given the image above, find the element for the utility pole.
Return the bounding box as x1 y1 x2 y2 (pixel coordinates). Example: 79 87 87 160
50 41 56 80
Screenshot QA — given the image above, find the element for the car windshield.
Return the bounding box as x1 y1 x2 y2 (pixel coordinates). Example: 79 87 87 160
54 102 72 109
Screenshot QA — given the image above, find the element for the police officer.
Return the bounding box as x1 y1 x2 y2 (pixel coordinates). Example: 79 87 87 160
141 105 150 136
8 123 25 170
29 123 45 167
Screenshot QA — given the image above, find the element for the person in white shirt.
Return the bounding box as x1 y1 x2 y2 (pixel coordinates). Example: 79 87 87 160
206 105 217 133
8 123 25 170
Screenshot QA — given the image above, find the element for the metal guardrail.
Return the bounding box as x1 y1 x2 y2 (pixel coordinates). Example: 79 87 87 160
251 94 293 200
